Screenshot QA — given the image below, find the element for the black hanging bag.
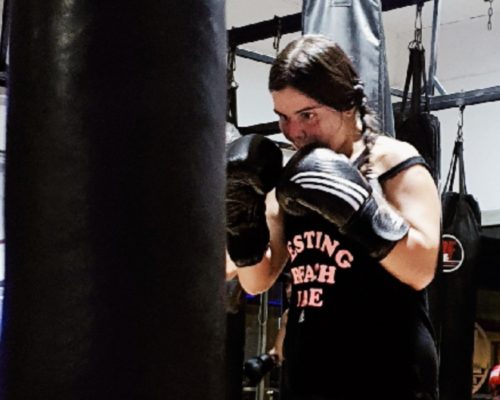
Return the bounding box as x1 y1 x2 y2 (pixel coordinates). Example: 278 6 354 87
395 45 441 183
430 126 482 400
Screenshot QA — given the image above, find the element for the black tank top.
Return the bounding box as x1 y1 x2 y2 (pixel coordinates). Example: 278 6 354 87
282 156 438 400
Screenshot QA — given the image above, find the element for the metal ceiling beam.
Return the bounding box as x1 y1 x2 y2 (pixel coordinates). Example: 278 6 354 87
235 48 274 64
392 86 500 112
425 86 500 111
228 13 301 48
381 0 430 11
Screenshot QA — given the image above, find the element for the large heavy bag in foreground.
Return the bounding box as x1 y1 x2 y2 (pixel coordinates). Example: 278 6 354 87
429 136 482 400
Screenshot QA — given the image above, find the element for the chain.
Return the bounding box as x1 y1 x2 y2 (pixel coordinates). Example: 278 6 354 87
457 105 465 142
272 16 282 54
486 0 494 30
226 47 238 90
226 48 238 123
409 3 424 49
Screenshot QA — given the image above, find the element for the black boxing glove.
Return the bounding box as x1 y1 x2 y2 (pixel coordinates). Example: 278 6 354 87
226 134 283 266
243 353 279 386
276 144 409 260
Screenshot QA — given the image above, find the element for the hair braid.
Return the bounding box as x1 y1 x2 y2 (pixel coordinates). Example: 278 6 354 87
352 80 369 135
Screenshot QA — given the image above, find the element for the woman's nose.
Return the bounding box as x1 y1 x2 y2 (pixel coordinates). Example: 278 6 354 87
281 120 305 145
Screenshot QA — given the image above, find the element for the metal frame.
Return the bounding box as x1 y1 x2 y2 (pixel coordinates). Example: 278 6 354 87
394 86 500 111
228 13 301 49
235 48 274 65
428 0 442 94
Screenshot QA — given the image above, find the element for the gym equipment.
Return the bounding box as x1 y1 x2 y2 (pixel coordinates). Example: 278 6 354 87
395 5 441 184
489 364 500 396
428 108 481 400
472 323 492 394
243 353 279 387
2 1 226 399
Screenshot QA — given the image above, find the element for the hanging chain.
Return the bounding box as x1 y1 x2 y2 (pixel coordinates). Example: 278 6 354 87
486 0 494 30
272 16 282 54
457 105 465 142
409 3 424 49
226 48 239 123
226 47 238 93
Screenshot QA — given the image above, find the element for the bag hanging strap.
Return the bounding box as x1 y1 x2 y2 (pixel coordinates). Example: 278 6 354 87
410 48 423 116
457 129 467 194
399 47 427 119
445 140 466 196
419 47 431 113
443 143 456 193
398 49 415 125
410 44 432 115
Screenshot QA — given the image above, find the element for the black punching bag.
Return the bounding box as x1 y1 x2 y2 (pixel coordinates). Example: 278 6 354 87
428 137 481 400
1 1 227 400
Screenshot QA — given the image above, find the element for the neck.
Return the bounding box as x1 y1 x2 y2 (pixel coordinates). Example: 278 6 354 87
349 134 366 161
338 126 363 159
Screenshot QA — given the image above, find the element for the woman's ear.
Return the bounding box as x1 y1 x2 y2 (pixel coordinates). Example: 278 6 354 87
342 106 356 118
341 106 358 126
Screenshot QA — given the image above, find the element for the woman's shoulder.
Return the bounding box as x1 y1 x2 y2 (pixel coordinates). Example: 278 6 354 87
371 134 421 175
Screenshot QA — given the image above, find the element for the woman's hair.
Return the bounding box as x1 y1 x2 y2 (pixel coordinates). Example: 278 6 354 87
269 34 379 134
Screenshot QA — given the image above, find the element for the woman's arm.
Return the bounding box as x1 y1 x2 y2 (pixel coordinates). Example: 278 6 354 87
381 163 441 290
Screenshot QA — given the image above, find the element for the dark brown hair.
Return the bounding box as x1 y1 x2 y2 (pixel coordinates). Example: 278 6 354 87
269 34 378 133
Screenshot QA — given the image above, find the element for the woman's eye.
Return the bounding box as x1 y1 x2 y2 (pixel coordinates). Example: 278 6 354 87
300 112 316 121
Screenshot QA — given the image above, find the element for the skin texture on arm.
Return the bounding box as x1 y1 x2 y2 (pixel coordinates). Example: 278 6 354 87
236 190 290 295
374 138 441 291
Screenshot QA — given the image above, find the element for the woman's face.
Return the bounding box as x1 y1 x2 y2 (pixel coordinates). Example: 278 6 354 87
271 86 355 153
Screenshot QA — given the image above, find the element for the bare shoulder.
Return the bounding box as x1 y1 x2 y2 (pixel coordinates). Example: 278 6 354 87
370 135 421 176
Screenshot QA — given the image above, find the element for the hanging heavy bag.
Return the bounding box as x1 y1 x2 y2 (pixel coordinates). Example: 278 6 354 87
395 44 441 184
429 127 482 400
